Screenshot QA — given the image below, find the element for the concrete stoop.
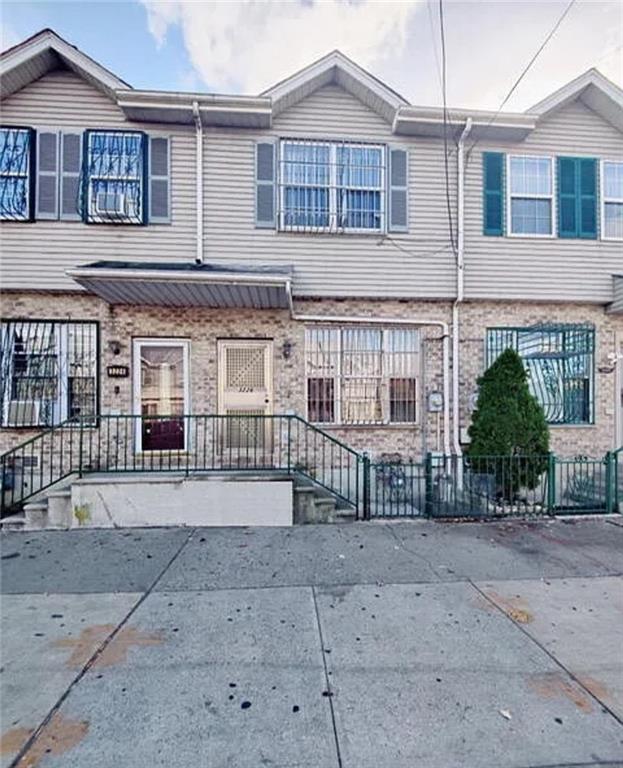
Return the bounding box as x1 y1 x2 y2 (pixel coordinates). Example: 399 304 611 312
2 472 355 530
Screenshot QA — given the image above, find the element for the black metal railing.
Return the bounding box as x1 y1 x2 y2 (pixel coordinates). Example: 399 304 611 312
0 414 363 518
1 414 620 521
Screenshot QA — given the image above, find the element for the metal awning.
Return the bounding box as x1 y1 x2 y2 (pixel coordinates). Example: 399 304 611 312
67 261 292 310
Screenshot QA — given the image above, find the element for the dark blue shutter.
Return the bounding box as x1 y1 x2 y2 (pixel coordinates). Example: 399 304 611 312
60 132 82 221
483 152 504 236
149 136 170 224
558 157 597 239
255 142 275 228
388 147 408 232
36 131 59 219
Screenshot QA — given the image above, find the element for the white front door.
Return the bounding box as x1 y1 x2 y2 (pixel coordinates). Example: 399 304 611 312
217 340 273 451
133 339 190 452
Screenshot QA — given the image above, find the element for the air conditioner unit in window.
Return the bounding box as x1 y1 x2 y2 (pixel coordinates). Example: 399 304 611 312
6 400 41 427
95 191 128 219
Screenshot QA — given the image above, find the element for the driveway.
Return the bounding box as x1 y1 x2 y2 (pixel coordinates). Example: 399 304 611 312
1 517 622 768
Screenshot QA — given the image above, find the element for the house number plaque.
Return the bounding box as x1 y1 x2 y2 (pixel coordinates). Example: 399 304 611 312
107 365 130 378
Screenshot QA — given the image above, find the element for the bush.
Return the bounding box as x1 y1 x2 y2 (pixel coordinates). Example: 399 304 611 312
466 348 549 500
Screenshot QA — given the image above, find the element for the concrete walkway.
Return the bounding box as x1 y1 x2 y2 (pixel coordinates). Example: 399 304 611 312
1 517 622 768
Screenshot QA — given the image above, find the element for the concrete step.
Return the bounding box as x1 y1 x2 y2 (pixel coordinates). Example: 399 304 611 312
23 499 48 530
0 512 26 531
46 488 72 529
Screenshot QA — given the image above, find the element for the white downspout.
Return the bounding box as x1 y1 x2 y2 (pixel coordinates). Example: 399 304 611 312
290 312 451 457
192 101 204 265
452 117 473 459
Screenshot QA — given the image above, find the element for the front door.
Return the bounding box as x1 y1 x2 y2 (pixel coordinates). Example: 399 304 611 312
217 340 273 452
133 339 189 452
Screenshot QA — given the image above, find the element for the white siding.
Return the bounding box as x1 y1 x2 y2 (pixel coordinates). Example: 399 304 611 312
202 84 457 298
0 70 196 290
465 100 623 303
611 276 623 312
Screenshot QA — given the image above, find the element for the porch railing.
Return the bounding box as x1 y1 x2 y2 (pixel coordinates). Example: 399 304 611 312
1 414 621 521
0 414 363 518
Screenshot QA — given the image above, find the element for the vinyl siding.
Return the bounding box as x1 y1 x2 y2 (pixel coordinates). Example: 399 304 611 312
611 276 623 312
0 70 195 290
464 100 623 304
202 84 457 298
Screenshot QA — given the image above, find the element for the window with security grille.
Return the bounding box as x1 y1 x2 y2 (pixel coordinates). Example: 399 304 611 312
85 131 145 224
279 140 385 232
508 155 554 235
486 325 594 425
305 327 419 425
0 320 98 427
0 127 32 221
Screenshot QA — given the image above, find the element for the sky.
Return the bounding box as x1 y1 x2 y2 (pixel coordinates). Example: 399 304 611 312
1 0 621 111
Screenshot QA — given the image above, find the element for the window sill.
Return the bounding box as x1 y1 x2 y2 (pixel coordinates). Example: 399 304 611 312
548 423 595 429
310 422 419 429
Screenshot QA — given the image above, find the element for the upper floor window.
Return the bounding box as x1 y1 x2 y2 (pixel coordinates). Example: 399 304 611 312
305 326 419 425
601 160 623 240
0 320 98 427
279 140 385 233
85 131 146 224
486 325 594 425
0 128 32 221
507 155 554 236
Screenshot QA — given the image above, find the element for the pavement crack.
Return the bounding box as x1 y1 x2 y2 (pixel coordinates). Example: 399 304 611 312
382 522 445 580
468 580 623 729
8 527 196 768
310 585 343 768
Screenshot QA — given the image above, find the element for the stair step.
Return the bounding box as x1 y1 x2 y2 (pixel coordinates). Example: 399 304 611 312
0 512 26 530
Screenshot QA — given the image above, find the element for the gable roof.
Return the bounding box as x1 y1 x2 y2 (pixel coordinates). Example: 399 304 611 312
261 50 408 124
527 68 623 132
0 28 130 101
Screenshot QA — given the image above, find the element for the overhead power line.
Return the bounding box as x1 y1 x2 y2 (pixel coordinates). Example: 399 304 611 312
438 0 457 257
467 0 577 157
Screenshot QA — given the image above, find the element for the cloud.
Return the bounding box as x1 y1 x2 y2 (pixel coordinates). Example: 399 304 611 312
141 0 421 94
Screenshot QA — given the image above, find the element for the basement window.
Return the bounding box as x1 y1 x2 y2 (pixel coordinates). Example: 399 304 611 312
305 327 420 425
485 325 594 425
0 320 98 427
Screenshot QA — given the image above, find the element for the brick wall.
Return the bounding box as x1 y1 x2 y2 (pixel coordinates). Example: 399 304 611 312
1 291 620 460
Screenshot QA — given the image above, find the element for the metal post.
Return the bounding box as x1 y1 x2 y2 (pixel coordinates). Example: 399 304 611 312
362 452 371 521
287 417 291 474
78 419 84 479
605 451 613 514
547 452 556 514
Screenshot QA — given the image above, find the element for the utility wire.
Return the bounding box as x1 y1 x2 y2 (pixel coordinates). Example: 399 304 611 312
378 235 454 260
466 0 577 158
438 0 457 257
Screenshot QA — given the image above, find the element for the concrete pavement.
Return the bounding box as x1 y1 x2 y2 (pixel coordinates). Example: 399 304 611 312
1 517 622 768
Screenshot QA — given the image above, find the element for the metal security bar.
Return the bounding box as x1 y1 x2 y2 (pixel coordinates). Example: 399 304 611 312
0 320 98 427
0 414 363 518
305 326 420 425
278 139 385 233
0 127 32 221
83 131 145 224
486 325 595 424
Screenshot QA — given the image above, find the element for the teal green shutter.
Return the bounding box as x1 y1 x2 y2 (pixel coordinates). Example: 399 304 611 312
483 152 504 236
558 157 597 239
578 158 597 239
558 157 577 237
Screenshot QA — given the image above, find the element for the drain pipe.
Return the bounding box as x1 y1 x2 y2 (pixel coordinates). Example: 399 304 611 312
452 117 473 460
192 101 204 265
291 312 451 457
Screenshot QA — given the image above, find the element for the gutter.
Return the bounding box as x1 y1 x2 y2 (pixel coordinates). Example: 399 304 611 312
452 118 473 460
192 101 204 265
290 312 451 457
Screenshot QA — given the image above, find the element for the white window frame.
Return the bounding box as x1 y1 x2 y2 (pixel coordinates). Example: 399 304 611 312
304 326 420 426
506 154 556 239
600 158 623 242
278 139 386 235
132 338 191 453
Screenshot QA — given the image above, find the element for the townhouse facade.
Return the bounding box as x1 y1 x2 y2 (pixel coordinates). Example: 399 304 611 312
0 29 621 481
